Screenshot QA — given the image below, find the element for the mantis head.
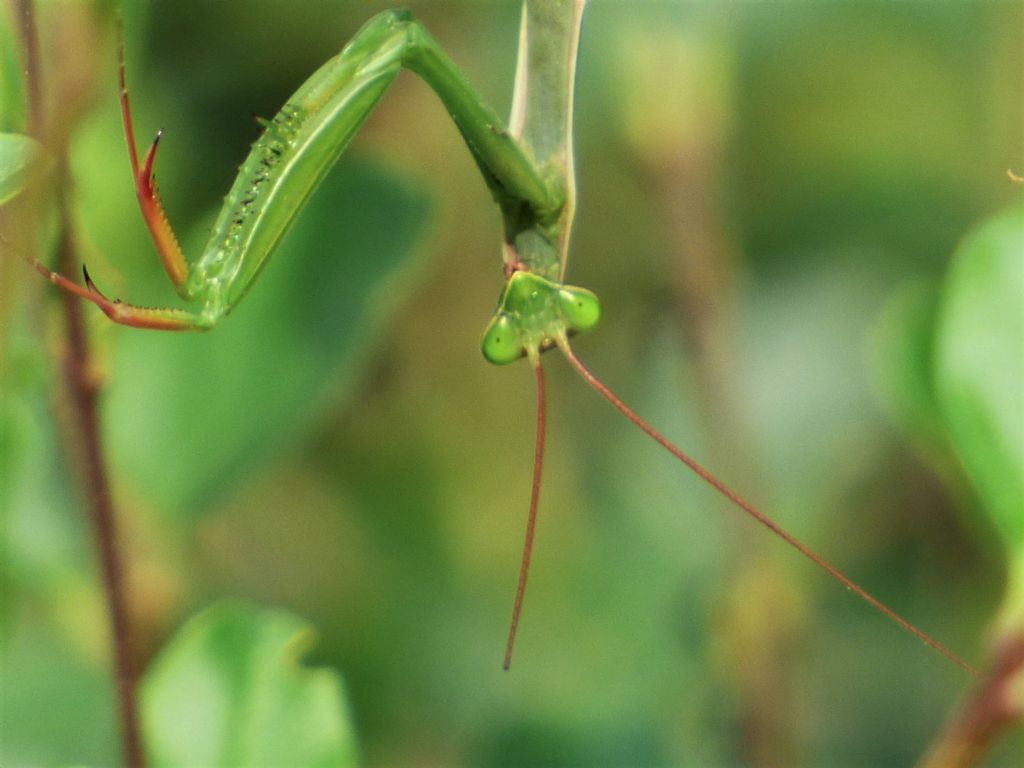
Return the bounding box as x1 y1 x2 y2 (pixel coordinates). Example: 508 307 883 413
480 268 600 668
481 271 601 365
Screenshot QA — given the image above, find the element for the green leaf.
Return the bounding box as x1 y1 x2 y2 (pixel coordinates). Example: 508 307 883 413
142 602 357 768
0 132 45 205
104 158 428 517
934 202 1024 556
868 280 945 449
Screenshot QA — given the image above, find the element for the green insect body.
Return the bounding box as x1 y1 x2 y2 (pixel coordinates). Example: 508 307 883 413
198 9 561 321
37 7 978 676
40 9 567 340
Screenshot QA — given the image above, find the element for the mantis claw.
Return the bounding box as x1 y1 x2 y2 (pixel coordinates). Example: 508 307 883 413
39 258 209 330
140 130 163 186
81 264 110 300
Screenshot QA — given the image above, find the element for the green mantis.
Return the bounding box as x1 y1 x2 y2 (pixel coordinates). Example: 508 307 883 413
37 7 978 676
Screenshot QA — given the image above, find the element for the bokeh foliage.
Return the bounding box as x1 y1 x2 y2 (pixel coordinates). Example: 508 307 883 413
2 1 1022 766
142 602 357 767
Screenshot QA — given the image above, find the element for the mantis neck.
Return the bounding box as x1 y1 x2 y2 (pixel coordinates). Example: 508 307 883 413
507 0 587 280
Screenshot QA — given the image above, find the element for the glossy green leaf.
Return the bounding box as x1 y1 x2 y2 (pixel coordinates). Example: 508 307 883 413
142 602 357 767
104 158 428 517
0 133 44 205
934 203 1024 555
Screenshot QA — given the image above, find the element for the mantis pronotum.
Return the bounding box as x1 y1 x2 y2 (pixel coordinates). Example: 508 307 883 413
36 6 977 676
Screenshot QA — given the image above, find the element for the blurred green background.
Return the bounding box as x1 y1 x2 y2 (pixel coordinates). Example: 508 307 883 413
2 0 1022 765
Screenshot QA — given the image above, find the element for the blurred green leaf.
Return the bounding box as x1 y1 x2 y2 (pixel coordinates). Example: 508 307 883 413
934 203 1024 556
1 608 119 766
142 602 357 768
0 133 45 205
104 159 428 517
869 280 945 450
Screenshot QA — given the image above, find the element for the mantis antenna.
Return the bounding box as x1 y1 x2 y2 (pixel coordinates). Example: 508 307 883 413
558 343 981 678
503 360 546 671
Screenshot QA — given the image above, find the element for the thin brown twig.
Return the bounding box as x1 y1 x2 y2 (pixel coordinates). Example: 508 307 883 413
919 632 1024 768
53 184 145 768
15 1 145 764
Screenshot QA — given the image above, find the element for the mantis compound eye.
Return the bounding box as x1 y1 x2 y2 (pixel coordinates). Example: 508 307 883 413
481 313 523 365
558 287 601 334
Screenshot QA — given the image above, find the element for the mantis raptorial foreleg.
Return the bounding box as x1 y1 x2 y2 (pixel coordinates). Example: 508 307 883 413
37 9 567 331
39 7 979 677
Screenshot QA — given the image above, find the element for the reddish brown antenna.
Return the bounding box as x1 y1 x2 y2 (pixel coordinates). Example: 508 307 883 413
559 342 979 679
503 361 547 670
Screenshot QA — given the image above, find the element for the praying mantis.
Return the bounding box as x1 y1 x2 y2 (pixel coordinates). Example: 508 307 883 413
35 4 979 678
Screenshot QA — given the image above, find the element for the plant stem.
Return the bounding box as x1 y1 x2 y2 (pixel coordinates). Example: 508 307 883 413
54 183 145 768
919 632 1024 768
15 2 145 764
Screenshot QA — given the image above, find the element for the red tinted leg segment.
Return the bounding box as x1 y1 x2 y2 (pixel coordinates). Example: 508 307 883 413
36 261 210 331
118 39 189 288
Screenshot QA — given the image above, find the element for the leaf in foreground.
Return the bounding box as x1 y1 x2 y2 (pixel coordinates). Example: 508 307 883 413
142 602 357 767
934 202 1024 557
